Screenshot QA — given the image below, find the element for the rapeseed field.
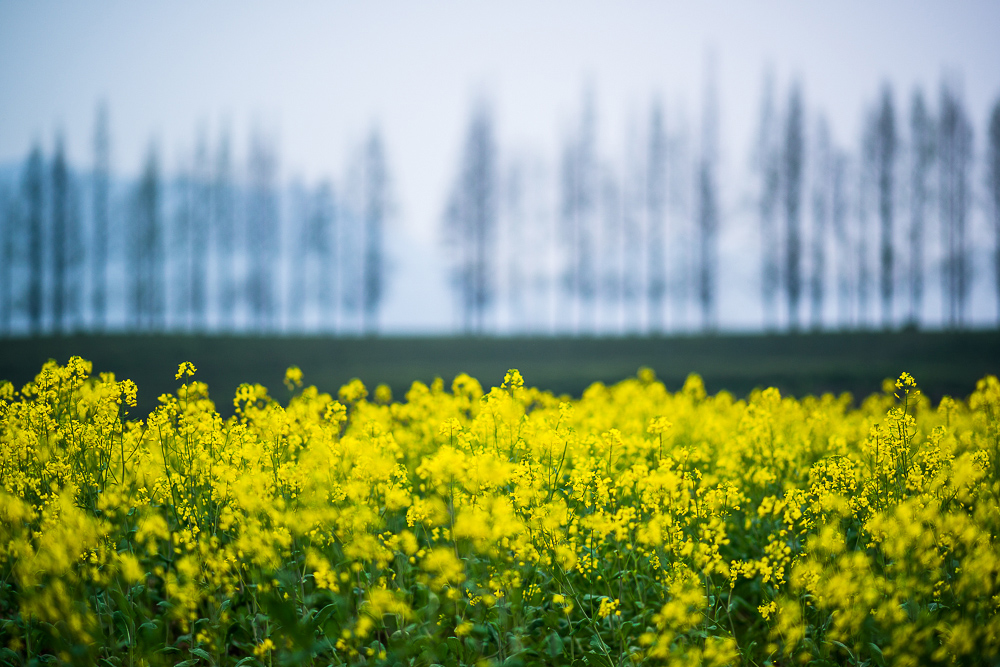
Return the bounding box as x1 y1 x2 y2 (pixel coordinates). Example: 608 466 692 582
1 358 998 666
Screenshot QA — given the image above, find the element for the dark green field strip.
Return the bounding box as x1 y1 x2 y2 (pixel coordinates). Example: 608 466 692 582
1 331 997 417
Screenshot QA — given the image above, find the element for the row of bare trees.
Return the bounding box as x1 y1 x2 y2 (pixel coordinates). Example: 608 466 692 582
0 108 390 336
1 76 999 337
445 84 721 335
755 76 1000 333
445 76 1000 334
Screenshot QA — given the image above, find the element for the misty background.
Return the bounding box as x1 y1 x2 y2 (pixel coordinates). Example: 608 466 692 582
2 1 999 337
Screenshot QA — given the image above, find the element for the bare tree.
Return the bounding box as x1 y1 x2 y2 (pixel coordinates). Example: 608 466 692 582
697 64 720 332
285 177 335 333
560 90 598 333
444 102 498 334
361 129 389 335
172 151 193 329
0 185 12 333
668 109 693 330
831 150 852 327
51 133 70 332
783 82 805 330
987 95 1000 326
246 129 280 331
189 128 211 330
559 123 577 332
91 101 110 330
130 145 164 330
213 127 237 330
810 115 831 330
314 181 337 331
907 88 935 327
938 80 973 328
171 132 210 332
499 154 551 333
64 143 83 331
23 144 44 334
875 84 897 328
340 175 362 328
754 69 782 331
286 178 309 328
526 158 555 333
503 159 527 333
857 110 878 328
646 100 669 333
621 118 644 332
599 162 622 333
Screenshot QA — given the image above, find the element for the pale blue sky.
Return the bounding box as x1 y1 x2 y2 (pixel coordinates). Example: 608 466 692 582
2 1 998 239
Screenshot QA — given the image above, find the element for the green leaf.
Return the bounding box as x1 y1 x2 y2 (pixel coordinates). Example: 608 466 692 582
137 620 158 635
584 653 614 667
830 640 856 661
109 587 131 616
546 631 564 657
313 602 339 628
225 621 251 643
190 646 214 663
111 610 131 634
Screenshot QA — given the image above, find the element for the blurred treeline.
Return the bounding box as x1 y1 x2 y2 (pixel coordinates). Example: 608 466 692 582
1 74 999 337
0 110 390 336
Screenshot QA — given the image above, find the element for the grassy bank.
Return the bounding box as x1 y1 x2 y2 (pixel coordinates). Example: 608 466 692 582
1 330 997 416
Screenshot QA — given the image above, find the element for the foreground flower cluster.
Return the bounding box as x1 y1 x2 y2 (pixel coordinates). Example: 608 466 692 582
1 359 999 666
